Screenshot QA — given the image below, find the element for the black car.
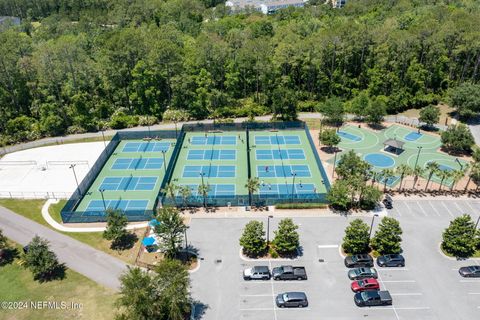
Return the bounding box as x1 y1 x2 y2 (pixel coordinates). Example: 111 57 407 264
275 292 308 308
382 195 393 209
377 254 405 267
459 266 480 278
354 290 392 307
344 254 374 268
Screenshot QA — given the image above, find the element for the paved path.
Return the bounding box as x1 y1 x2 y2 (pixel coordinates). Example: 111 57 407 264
0 205 128 290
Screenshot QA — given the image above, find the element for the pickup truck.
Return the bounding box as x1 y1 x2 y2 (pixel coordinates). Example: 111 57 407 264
272 266 307 280
354 290 392 307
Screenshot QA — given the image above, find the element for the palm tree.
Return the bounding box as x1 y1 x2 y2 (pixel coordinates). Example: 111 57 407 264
178 185 192 208
412 165 425 191
379 168 395 192
437 169 452 191
450 169 466 191
396 164 413 191
465 162 480 192
162 182 178 206
425 161 440 191
245 177 260 207
197 183 210 208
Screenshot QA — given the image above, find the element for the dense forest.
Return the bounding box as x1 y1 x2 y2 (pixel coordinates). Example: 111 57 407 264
0 0 479 144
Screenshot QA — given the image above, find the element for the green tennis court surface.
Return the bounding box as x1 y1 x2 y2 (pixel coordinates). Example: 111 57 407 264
75 139 175 217
250 130 328 204
329 124 468 187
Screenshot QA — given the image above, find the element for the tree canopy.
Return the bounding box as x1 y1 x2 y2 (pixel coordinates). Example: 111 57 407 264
1 0 480 144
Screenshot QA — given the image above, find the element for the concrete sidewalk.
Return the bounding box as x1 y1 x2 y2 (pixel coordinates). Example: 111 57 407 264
0 205 128 290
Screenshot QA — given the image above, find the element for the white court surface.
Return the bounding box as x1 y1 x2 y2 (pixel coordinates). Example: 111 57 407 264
0 142 104 198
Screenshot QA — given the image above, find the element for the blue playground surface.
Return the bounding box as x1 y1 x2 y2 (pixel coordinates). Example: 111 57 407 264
122 141 171 153
257 165 311 178
364 153 395 168
259 183 317 197
255 135 301 145
182 165 236 178
180 184 236 197
190 135 237 145
337 131 362 142
255 149 306 160
85 199 149 215
111 158 163 170
404 132 423 141
99 176 157 191
187 149 236 160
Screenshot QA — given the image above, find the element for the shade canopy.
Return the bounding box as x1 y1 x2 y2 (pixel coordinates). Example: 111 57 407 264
142 237 155 246
383 138 405 149
148 219 160 227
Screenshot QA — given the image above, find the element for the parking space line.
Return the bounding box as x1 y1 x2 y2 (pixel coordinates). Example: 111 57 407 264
403 201 414 216
240 308 274 311
454 202 465 214
426 201 441 217
390 293 423 296
440 202 455 218
317 244 339 248
377 268 409 271
414 201 428 216
367 307 430 310
240 294 273 297
268 260 278 320
376 270 400 320
382 280 416 283
465 201 477 213
468 293 480 295
460 280 480 283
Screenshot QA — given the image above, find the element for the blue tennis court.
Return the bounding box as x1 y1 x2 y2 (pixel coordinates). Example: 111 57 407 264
179 184 236 197
254 135 301 145
99 176 157 191
122 141 171 152
85 199 149 214
405 132 423 141
257 165 311 178
190 136 236 145
337 131 362 142
259 183 316 197
187 149 236 160
183 165 236 178
112 158 163 170
256 149 305 160
376 175 400 187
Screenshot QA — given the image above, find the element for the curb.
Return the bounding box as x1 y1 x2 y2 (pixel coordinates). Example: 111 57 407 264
238 248 300 262
437 242 480 261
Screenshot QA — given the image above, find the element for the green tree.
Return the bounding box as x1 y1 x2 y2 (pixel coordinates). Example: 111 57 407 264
245 177 260 207
320 97 344 126
379 169 395 192
441 124 475 154
370 217 403 255
197 183 210 208
271 87 298 121
24 236 64 282
327 180 351 211
103 209 129 250
342 219 370 254
425 161 440 191
465 162 480 191
412 165 425 190
162 109 190 137
178 185 192 208
449 83 480 119
239 220 266 257
155 207 187 258
335 150 371 180
442 215 479 258
272 218 300 255
359 185 383 210
116 260 190 320
0 229 6 250
319 129 341 151
364 98 386 126
437 169 452 191
348 91 369 119
450 169 465 191
162 182 178 206
396 164 413 191
419 105 440 128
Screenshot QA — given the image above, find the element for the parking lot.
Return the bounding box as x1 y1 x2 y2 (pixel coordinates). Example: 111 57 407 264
189 198 480 320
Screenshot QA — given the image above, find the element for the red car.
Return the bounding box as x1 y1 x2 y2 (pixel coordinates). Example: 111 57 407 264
351 278 380 292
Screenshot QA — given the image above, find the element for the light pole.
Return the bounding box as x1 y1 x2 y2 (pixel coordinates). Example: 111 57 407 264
101 129 106 148
99 189 107 211
332 150 338 179
369 214 379 240
291 172 297 202
414 146 423 168
69 164 81 196
474 215 480 231
184 226 189 249
161 150 167 171
266 215 273 245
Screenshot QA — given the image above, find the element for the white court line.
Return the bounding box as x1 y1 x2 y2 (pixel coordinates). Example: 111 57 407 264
426 201 441 217
390 293 423 296
382 280 416 283
414 201 428 216
440 202 455 218
318 244 339 248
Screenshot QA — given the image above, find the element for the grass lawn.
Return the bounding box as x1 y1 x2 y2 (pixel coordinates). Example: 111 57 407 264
0 242 117 320
396 103 454 125
0 199 144 265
